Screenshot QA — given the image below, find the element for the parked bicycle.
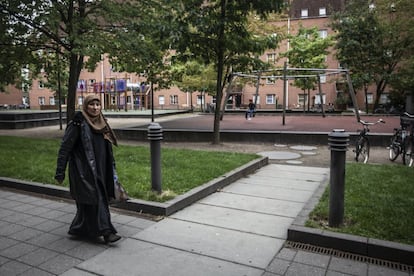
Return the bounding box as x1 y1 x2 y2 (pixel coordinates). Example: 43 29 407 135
354 118 385 163
389 112 414 166
399 112 414 167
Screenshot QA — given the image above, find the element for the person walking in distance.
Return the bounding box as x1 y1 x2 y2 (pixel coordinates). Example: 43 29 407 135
245 99 256 120
55 94 121 244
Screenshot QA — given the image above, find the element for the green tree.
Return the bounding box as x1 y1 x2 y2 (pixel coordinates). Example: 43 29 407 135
0 0 160 122
331 0 414 112
0 3 38 92
171 60 216 111
281 25 334 112
171 0 284 144
105 0 173 113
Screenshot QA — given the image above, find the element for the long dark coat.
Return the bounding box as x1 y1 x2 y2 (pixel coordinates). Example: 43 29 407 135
55 112 116 204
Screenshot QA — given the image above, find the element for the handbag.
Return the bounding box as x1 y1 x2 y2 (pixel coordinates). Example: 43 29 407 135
112 166 129 202
114 179 129 202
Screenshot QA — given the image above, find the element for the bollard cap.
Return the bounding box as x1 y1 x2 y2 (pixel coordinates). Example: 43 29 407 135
328 129 349 151
147 122 163 140
148 122 162 130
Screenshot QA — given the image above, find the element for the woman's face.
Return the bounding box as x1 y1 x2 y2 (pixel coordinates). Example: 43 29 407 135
86 100 101 117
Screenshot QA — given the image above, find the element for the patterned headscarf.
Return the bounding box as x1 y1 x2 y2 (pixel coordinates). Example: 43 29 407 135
81 94 118 146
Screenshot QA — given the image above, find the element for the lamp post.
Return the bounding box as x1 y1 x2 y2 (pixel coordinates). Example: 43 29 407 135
56 47 63 130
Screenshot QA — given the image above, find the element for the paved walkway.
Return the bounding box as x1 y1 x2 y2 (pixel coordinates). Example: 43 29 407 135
0 113 411 275
1 167 410 275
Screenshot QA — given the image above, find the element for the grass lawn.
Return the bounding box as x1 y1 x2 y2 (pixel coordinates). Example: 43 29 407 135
2 136 413 245
0 136 259 202
306 163 414 245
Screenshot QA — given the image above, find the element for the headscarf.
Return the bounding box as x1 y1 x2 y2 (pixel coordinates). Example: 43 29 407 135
81 94 118 146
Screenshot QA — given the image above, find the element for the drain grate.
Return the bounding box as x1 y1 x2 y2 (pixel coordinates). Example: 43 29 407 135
285 241 414 273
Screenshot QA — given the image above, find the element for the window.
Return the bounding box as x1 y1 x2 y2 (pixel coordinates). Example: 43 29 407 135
298 94 308 106
266 94 275 104
266 76 276 84
38 80 44 89
319 29 328 39
301 9 308 17
197 95 205 105
158 95 165 105
77 80 86 91
319 7 326 16
380 93 389 104
78 96 84 106
319 75 326 83
38 97 45 105
314 94 326 105
89 79 96 85
253 96 260 105
267 53 276 63
170 95 178 104
367 93 374 104
49 97 55 105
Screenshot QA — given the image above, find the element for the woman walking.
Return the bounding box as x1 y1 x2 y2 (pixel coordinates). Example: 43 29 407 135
55 94 121 243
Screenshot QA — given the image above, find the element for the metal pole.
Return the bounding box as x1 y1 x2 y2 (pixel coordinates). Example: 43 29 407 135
282 61 287 125
151 82 154 122
328 129 349 227
56 47 63 130
317 74 326 118
147 122 163 193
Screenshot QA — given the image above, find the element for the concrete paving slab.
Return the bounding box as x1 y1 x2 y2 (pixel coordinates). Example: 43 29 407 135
251 166 329 182
61 268 97 276
235 176 322 191
301 151 317 155
222 182 315 203
170 203 293 239
132 218 284 268
76 239 264 276
286 160 303 165
198 192 304 217
258 151 301 160
289 145 318 151
261 164 329 175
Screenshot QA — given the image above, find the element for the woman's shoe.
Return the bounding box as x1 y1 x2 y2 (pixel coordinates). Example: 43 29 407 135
104 233 121 243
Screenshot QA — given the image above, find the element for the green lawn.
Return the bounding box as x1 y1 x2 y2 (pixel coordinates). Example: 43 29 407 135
306 163 414 245
0 136 259 202
2 136 413 245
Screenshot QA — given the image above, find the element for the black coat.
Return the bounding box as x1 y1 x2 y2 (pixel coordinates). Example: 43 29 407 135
55 112 116 204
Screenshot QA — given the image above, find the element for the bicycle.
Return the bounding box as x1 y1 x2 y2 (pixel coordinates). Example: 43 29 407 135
389 112 412 164
400 112 414 167
354 118 385 163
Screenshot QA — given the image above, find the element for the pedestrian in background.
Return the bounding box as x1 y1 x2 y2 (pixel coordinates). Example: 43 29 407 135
55 94 121 243
245 99 256 120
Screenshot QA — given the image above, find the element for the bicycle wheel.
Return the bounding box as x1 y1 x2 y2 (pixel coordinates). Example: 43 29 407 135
355 137 370 163
403 138 413 167
389 134 400 161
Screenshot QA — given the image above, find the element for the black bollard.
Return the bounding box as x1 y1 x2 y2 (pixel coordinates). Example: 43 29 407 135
147 123 163 194
328 129 349 227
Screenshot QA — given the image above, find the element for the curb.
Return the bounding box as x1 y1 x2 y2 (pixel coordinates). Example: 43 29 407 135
287 174 414 266
0 156 268 217
114 127 392 147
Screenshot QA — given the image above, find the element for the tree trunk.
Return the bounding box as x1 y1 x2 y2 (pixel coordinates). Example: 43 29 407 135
66 53 84 123
212 0 226 145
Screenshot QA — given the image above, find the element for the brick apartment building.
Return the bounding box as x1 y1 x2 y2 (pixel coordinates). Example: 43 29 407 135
0 0 383 112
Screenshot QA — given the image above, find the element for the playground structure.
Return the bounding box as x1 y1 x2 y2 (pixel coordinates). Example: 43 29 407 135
221 63 361 125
